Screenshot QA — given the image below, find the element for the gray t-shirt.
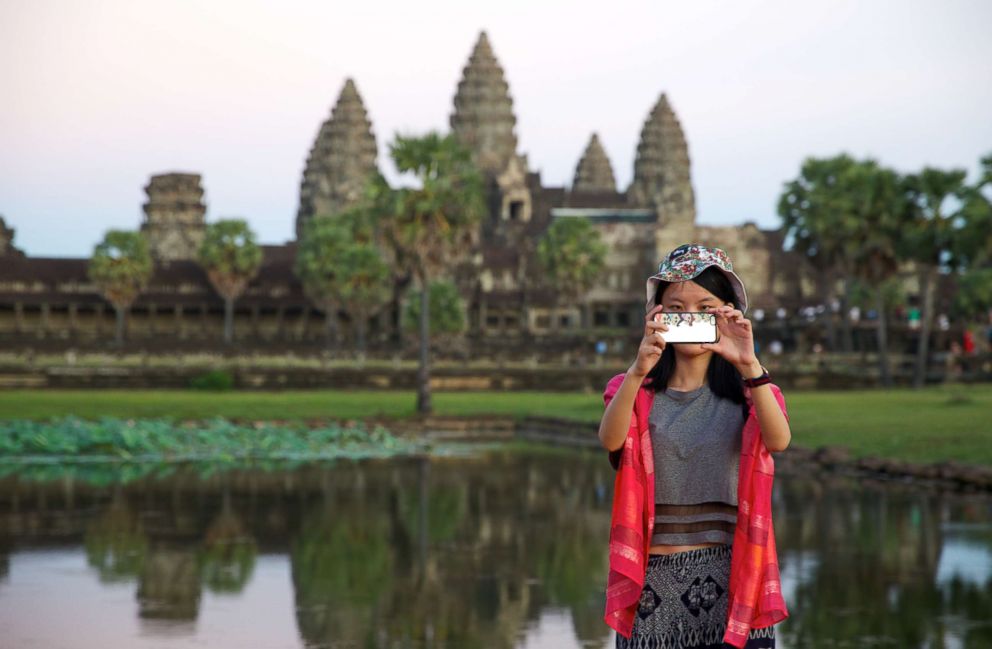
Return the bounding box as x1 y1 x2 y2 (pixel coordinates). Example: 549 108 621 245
649 384 743 506
648 383 744 546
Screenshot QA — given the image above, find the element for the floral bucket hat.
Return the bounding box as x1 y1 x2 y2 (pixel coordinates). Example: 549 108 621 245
645 243 749 314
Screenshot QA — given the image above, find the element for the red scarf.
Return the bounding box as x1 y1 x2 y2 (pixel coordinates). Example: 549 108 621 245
602 372 789 647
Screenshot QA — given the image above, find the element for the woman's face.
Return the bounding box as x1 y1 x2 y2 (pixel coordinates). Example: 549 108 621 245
659 280 731 357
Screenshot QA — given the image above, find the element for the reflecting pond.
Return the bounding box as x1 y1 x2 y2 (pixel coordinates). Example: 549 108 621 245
0 448 990 648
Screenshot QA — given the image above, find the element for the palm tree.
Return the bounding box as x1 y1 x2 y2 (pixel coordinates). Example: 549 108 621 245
779 155 861 351
950 153 992 328
197 219 263 344
779 156 907 385
901 168 968 388
536 217 607 330
88 230 154 346
377 132 485 415
842 159 907 387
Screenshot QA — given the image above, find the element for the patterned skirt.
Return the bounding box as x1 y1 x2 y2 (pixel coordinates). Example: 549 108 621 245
615 544 776 649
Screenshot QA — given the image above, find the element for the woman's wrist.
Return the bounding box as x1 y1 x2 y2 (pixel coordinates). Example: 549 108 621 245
626 365 646 382
737 360 764 379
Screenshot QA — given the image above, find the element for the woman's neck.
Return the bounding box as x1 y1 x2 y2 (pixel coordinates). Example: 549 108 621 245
668 353 711 391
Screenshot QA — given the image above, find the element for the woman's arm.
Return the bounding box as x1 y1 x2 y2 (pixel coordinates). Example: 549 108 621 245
739 361 791 452
598 369 643 452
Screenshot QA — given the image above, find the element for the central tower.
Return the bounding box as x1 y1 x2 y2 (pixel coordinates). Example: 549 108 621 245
450 31 532 227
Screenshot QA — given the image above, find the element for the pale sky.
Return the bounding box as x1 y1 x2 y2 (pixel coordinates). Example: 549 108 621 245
2 0 990 257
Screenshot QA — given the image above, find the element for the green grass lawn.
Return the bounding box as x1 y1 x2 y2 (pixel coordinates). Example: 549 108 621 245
0 384 989 465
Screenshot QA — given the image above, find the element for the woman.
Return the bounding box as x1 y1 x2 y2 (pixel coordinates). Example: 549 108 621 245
598 244 792 648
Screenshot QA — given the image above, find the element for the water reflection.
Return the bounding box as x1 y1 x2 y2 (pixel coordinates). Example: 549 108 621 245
0 451 989 648
774 473 992 648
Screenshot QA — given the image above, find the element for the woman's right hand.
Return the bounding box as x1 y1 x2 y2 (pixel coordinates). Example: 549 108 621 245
628 305 668 380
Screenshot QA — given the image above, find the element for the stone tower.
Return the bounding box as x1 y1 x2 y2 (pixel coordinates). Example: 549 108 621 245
451 31 519 176
296 78 379 237
451 31 532 225
626 94 696 258
572 133 617 193
140 173 207 262
0 216 22 257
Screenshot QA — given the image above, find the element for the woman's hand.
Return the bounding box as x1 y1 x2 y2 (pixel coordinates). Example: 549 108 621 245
628 305 669 379
701 305 762 376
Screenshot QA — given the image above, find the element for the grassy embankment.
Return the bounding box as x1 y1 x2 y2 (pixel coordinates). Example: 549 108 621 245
0 384 989 465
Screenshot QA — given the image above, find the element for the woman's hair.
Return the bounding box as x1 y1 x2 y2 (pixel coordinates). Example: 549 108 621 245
645 266 747 416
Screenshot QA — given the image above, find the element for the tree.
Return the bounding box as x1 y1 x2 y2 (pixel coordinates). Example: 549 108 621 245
778 156 907 385
953 153 992 271
402 280 467 339
535 217 608 330
88 230 153 346
198 219 263 344
842 160 907 387
295 216 350 347
950 153 992 323
335 239 391 359
779 154 860 351
901 168 968 388
376 132 485 415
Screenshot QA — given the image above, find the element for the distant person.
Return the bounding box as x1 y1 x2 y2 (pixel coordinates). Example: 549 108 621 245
963 328 976 355
598 244 790 648
946 340 964 382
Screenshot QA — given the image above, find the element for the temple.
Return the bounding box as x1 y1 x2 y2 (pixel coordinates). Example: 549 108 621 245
0 31 806 352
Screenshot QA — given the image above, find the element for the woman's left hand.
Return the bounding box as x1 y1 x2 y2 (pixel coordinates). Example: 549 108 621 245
700 305 759 374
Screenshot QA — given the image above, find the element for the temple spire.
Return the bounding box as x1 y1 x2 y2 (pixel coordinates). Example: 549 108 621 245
626 93 694 216
296 78 379 237
450 31 519 176
572 133 617 193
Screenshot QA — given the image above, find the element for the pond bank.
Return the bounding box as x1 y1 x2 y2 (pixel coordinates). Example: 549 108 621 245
2 413 990 493
369 413 992 494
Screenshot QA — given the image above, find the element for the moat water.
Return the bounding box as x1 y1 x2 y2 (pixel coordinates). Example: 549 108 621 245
0 448 989 648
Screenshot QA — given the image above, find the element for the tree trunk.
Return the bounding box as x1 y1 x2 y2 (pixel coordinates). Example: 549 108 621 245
416 277 432 415
840 277 855 352
875 286 892 387
114 304 126 347
323 307 338 350
355 312 367 364
223 297 234 344
912 266 936 389
822 269 837 351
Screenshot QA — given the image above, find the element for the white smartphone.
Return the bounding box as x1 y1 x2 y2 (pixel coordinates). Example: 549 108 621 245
653 312 719 344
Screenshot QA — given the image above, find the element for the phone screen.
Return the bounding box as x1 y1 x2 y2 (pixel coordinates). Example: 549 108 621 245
654 312 719 344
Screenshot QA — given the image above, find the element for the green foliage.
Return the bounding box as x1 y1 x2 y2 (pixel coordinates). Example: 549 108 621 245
778 155 908 282
781 151 992 282
953 267 992 319
953 160 992 269
189 369 235 391
87 230 154 308
335 244 390 304
294 215 352 309
197 219 263 299
847 276 906 311
778 154 858 273
536 217 608 303
901 168 968 268
381 132 486 280
0 417 421 461
401 279 467 336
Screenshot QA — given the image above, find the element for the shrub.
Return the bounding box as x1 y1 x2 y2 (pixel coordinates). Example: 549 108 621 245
189 370 235 391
